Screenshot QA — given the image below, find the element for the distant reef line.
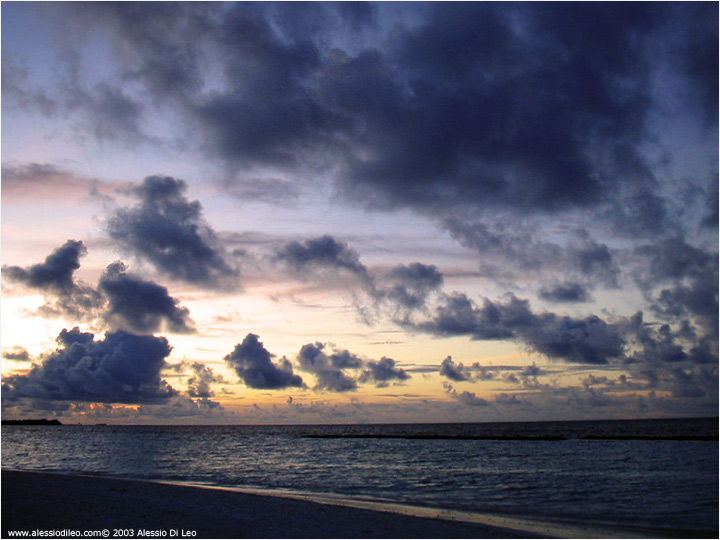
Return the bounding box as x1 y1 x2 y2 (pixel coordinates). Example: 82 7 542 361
2 419 62 426
301 434 718 441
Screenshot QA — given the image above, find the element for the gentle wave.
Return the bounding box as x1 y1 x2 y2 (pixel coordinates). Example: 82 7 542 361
2 419 718 536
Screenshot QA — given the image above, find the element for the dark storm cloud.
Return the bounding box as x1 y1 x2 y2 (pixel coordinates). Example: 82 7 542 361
1 239 206 344
194 4 330 169
222 177 300 205
415 293 524 341
605 188 672 239
234 337 410 393
2 347 31 362
76 2 209 101
2 240 104 320
4 43 146 142
612 311 718 400
224 334 304 390
191 2 377 169
443 219 620 287
663 3 719 125
326 348 364 370
504 363 546 389
442 219 512 258
634 236 718 332
296 342 358 392
1 54 58 116
641 362 718 402
359 357 410 387
652 281 718 328
443 383 488 407
495 393 523 406
439 357 541 385
186 362 225 398
275 236 445 319
375 263 444 312
621 311 717 366
571 241 619 288
519 313 625 366
76 84 145 142
1 327 176 404
672 363 717 400
2 240 198 335
5 2 717 417
638 236 716 284
539 283 591 303
414 293 624 365
2 162 65 184
25 2 715 222
668 368 707 399
329 2 674 216
701 179 719 229
4 239 85 293
7 1 208 124
15 4 716 319
439 356 472 382
107 176 239 288
264 1 377 45
99 261 196 335
275 235 371 283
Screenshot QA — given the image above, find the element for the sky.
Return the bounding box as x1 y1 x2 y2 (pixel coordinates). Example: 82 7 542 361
1 1 717 425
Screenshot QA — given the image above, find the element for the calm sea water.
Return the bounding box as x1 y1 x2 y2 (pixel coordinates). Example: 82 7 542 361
2 418 718 536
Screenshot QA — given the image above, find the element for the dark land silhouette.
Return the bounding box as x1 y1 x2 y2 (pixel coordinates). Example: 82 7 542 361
2 418 62 425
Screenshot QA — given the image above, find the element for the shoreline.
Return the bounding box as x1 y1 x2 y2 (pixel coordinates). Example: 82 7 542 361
152 480 642 539
2 469 713 539
1 469 547 539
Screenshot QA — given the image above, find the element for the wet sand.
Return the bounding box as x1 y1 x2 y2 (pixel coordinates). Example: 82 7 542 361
2 470 550 539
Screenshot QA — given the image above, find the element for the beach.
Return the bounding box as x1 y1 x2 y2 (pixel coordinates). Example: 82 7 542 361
2 470 550 539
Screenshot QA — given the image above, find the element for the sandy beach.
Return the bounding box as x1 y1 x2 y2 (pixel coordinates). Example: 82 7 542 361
2 470 553 539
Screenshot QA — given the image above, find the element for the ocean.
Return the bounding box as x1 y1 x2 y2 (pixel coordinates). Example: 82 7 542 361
2 417 717 537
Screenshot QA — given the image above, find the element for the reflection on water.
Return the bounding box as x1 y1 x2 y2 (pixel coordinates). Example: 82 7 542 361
2 419 718 535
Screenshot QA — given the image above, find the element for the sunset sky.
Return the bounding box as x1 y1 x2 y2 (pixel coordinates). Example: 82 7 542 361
2 1 717 424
